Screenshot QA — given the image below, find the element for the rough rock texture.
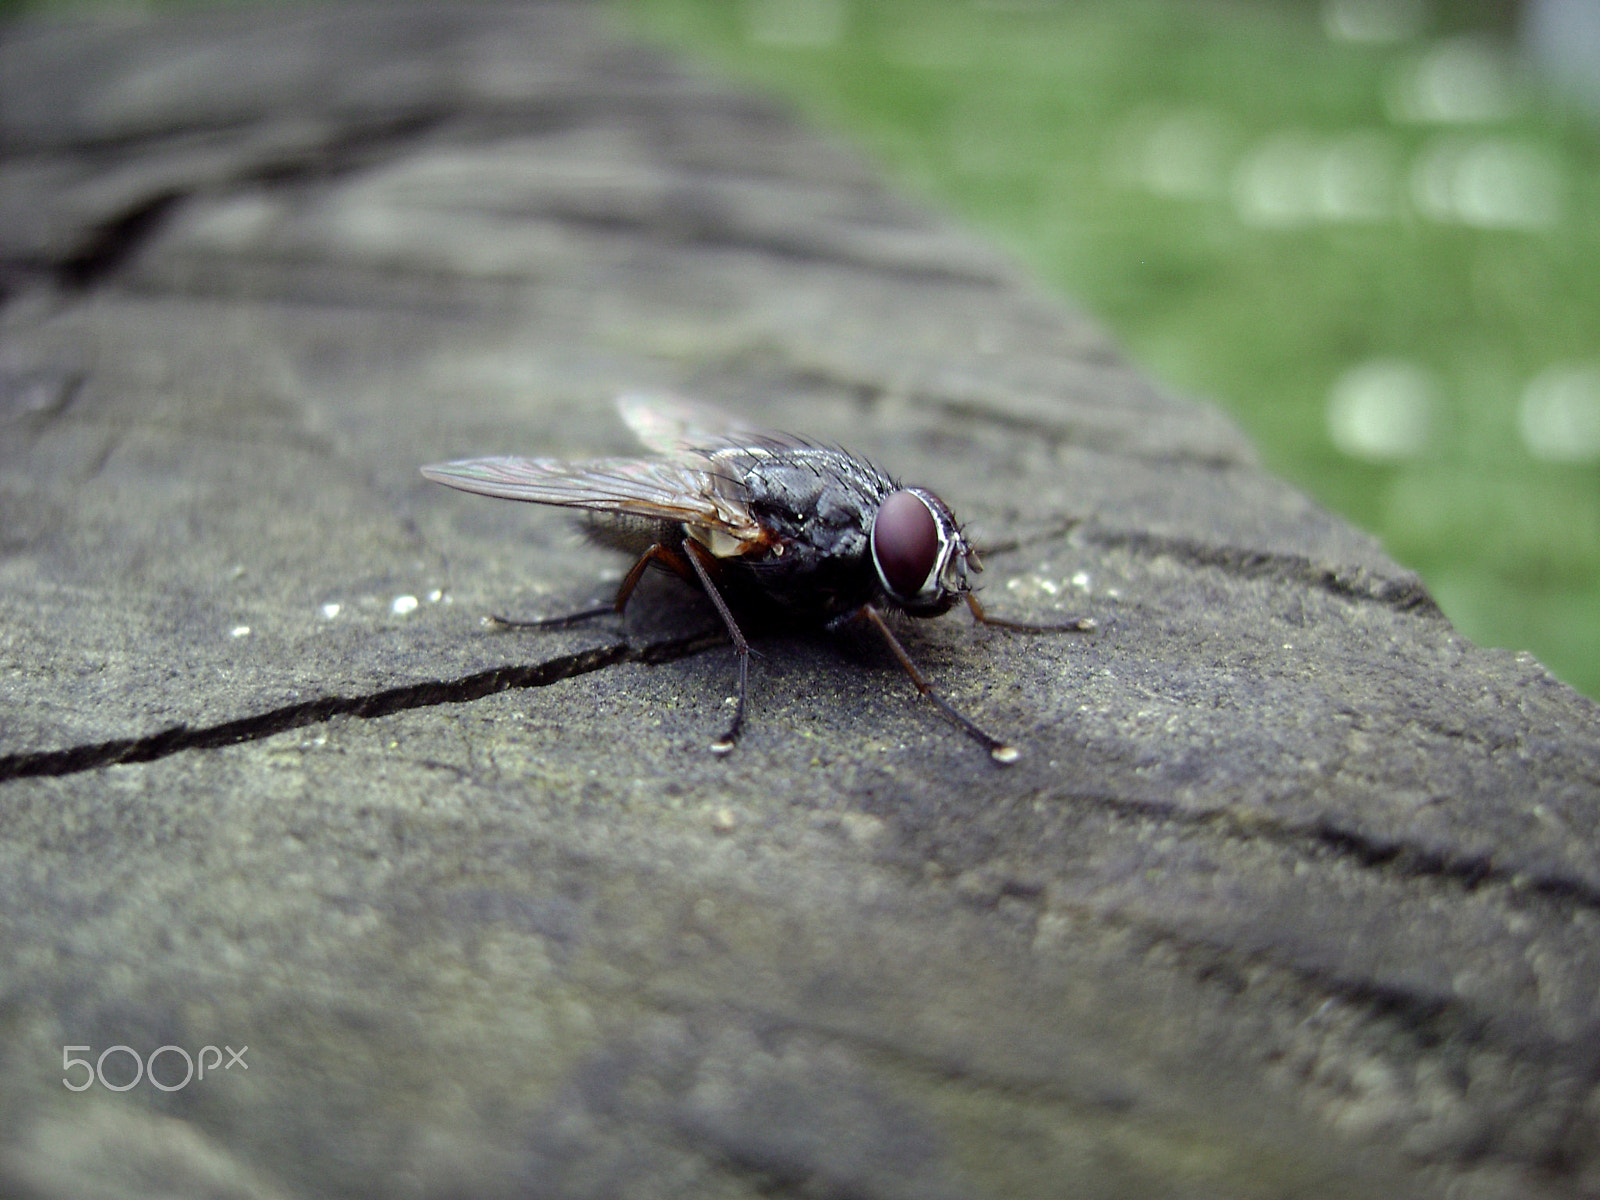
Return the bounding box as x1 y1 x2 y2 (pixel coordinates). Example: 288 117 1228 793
2 4 1598 1198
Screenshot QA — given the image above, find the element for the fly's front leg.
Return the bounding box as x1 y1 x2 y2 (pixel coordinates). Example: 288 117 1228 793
487 543 695 630
680 538 752 757
853 604 1020 765
966 593 1096 634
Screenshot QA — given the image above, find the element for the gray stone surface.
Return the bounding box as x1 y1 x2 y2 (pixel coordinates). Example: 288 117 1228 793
3 3 1599 1198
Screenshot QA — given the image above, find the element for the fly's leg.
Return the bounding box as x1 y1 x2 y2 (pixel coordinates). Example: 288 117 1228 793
486 543 695 630
966 593 1097 634
485 605 614 631
486 539 749 757
856 604 1020 765
680 538 752 757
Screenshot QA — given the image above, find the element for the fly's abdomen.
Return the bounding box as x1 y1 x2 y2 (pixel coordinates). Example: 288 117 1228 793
582 511 679 556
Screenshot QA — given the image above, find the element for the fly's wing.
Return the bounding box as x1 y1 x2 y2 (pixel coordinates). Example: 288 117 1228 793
617 392 804 457
617 392 752 454
421 455 764 545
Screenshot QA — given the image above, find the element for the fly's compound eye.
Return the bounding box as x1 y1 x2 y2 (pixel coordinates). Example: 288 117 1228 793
872 489 941 601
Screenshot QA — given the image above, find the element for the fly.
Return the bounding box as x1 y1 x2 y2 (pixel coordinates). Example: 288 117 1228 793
421 394 1094 763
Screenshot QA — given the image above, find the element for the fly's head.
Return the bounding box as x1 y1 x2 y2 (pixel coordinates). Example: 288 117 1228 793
869 488 981 617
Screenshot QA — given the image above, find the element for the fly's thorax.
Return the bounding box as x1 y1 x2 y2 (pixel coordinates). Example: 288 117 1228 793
694 446 894 621
738 448 891 561
870 487 978 616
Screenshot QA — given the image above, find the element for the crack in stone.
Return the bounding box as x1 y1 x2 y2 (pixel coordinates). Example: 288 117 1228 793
53 190 185 291
928 809 1600 1168
1085 529 1441 614
929 393 1253 469
1054 785 1600 913
0 631 723 781
1073 903 1600 1172
975 522 1437 615
21 108 458 292
535 194 1011 288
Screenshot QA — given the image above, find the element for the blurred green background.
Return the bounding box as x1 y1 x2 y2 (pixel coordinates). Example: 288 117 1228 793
618 0 1600 701
4 0 1597 700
